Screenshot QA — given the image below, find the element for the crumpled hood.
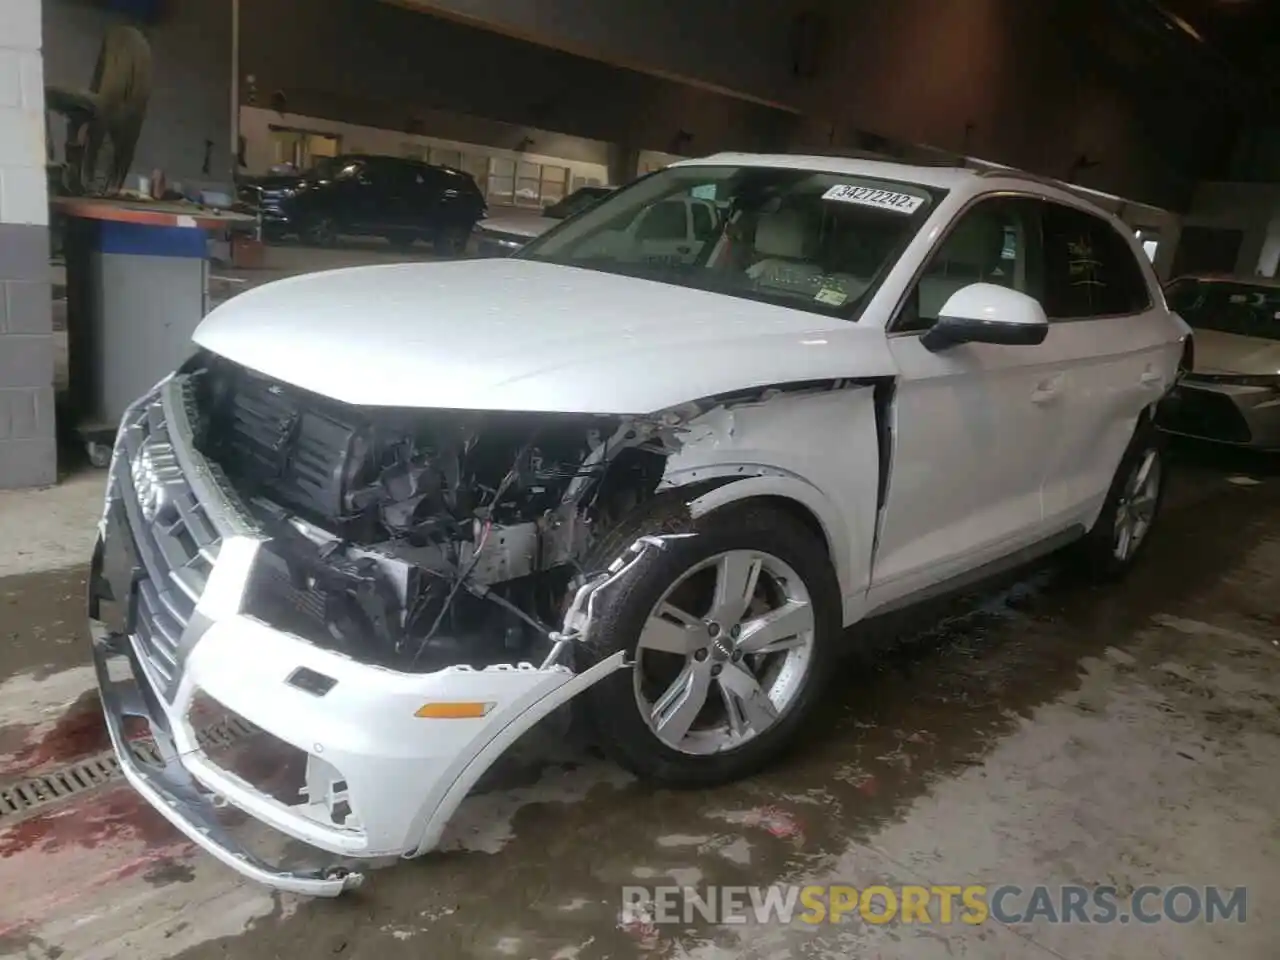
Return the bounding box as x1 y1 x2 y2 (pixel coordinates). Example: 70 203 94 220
1192 328 1280 376
192 259 895 413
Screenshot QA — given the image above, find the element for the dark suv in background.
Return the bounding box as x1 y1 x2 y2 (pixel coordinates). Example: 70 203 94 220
238 154 487 253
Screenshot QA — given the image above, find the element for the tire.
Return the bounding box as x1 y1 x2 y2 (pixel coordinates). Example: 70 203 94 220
577 496 842 787
86 441 112 469
303 216 338 247
385 231 417 250
433 226 470 257
1069 417 1167 581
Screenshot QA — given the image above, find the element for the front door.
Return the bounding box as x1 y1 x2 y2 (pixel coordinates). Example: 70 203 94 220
868 196 1068 610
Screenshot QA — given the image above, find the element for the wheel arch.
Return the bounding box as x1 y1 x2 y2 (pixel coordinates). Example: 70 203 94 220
680 475 853 614
651 382 881 624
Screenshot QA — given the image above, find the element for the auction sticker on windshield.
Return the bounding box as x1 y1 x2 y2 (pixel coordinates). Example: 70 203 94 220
822 184 925 214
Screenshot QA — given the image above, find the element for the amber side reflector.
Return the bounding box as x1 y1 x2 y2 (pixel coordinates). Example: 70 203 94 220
414 701 495 719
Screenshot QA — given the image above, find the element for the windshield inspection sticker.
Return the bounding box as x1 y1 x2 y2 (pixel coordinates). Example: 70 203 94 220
814 287 848 306
822 184 925 214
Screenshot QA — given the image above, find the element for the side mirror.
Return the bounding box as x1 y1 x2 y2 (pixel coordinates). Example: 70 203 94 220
921 282 1049 352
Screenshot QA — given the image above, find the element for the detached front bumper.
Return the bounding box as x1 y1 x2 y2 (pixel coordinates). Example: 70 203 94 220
89 522 619 895
89 376 624 895
89 614 363 896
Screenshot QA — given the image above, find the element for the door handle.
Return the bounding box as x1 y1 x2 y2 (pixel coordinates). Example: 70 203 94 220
1032 375 1063 404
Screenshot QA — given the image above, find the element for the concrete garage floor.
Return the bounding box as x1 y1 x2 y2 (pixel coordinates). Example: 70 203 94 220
0 444 1277 959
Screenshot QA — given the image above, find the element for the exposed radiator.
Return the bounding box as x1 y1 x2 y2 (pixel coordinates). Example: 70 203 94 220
202 363 367 523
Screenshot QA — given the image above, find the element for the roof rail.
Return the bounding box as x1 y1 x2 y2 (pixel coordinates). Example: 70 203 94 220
973 165 1065 189
788 147 963 167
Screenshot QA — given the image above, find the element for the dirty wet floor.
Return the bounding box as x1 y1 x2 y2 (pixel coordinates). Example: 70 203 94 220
0 444 1278 959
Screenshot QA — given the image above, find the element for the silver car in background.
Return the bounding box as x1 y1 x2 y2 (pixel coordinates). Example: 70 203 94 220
1160 274 1280 449
472 185 614 256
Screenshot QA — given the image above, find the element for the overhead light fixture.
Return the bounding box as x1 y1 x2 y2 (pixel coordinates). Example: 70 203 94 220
1166 10 1204 41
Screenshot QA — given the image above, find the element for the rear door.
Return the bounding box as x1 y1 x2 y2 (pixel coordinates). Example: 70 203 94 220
376 160 423 233
1036 201 1174 531
431 167 485 232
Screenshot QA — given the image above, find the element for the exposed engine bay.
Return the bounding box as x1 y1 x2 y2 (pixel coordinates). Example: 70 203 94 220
189 352 675 672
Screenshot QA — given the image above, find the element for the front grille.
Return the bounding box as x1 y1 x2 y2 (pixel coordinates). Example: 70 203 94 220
1160 387 1253 444
114 396 223 696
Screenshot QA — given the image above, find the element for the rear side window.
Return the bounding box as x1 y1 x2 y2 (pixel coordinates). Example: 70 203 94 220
1042 203 1151 319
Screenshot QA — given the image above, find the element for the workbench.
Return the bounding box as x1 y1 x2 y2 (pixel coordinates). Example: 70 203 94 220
55 197 255 466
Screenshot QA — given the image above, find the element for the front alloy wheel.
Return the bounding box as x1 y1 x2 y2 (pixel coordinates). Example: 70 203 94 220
635 550 816 755
579 499 841 787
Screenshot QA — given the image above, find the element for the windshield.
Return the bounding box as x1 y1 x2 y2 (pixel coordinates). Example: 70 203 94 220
517 164 940 319
1166 278 1280 342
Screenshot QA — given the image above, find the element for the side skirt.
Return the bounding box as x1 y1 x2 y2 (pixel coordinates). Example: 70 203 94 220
852 524 1085 651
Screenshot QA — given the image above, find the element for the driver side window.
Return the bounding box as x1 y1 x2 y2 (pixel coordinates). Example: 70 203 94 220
898 198 1042 333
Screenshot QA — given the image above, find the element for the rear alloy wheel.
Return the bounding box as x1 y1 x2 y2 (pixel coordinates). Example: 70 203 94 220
1112 447 1161 564
579 500 841 787
1070 419 1166 580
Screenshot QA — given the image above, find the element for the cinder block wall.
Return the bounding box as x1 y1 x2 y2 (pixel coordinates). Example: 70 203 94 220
0 0 56 489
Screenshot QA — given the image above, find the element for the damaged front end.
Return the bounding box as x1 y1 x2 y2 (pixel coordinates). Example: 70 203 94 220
87 351 685 895
193 351 674 673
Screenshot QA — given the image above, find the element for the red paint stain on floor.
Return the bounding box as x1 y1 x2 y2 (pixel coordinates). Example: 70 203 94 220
0 786 180 858
0 787 196 941
0 691 109 781
740 805 806 842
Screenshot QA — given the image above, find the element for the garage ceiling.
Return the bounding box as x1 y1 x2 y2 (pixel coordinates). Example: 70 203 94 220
1119 0 1280 113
